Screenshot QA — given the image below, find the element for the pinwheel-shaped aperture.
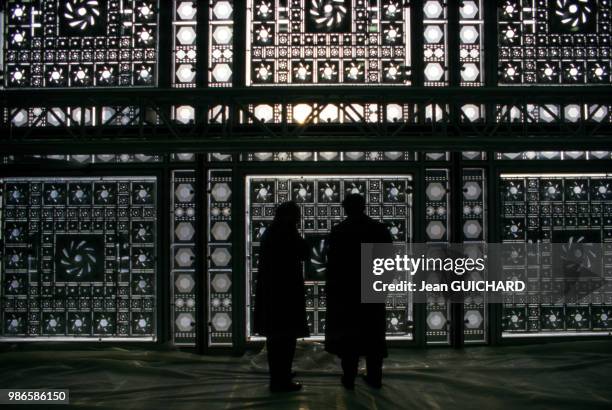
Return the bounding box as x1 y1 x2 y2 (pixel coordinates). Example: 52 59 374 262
292 182 313 202
64 0 101 31
309 0 348 32
566 180 588 200
319 182 339 202
554 0 593 30
540 180 562 200
59 239 99 278
504 181 524 201
503 307 526 330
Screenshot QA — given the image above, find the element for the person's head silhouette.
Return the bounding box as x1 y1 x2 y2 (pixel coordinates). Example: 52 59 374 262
273 201 301 229
342 193 366 218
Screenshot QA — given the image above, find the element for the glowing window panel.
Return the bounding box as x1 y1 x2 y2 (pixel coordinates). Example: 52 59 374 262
246 175 414 341
4 1 159 88
209 0 234 87
1 177 158 341
423 1 448 86
425 169 451 344
498 0 612 85
500 173 612 337
171 171 197 346
208 169 233 346
462 169 487 344
459 0 483 86
246 0 412 86
173 1 197 88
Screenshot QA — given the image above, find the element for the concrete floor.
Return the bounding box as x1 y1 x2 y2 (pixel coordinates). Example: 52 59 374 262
0 340 611 410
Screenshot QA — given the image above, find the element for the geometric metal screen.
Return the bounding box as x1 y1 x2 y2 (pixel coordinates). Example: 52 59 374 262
500 173 612 337
498 0 612 85
424 168 451 344
1 177 157 341
4 0 159 88
207 169 234 346
245 174 414 341
171 171 197 346
246 0 412 85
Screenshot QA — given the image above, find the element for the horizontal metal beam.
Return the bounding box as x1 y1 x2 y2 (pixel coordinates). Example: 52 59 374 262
2 134 612 154
3 86 612 105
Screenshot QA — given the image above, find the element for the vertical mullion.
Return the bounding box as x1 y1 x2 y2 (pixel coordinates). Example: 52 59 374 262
195 154 208 353
484 0 499 126
196 1 210 124
231 2 246 125
447 0 460 87
158 2 173 88
412 0 425 88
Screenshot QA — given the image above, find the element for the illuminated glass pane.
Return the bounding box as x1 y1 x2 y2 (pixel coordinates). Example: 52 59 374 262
462 169 486 344
498 0 611 85
423 1 448 86
246 1 412 86
1 177 158 341
171 171 197 346
425 169 451 344
500 173 612 337
459 0 483 86
4 1 159 88
208 169 233 346
246 175 414 340
173 1 197 88
209 1 234 87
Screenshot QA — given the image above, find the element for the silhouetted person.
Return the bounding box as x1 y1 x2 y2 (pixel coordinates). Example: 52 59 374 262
325 194 392 389
254 201 309 392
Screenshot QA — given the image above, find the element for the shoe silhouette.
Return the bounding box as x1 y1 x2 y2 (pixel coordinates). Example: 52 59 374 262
270 381 303 393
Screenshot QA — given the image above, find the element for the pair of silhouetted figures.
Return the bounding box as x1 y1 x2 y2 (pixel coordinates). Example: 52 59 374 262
254 194 393 393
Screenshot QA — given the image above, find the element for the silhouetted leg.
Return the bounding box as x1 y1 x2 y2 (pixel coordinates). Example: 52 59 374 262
340 354 359 388
267 335 295 386
364 355 383 388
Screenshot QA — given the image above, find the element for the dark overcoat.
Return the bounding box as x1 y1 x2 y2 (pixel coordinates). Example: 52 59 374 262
253 224 310 338
325 214 392 358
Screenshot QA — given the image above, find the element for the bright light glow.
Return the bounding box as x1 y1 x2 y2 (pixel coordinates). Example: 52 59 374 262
176 64 195 83
460 26 479 44
460 1 478 19
424 25 443 43
386 104 403 121
212 63 232 82
177 27 196 45
462 104 480 121
564 104 581 122
213 26 232 45
176 105 195 124
424 1 443 18
177 2 196 20
213 1 233 20
461 63 479 82
293 104 312 123
254 104 274 122
424 63 444 81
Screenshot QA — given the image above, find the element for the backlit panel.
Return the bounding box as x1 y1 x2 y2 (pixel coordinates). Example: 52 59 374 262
500 173 612 337
173 1 197 88
425 168 451 344
459 0 484 86
246 0 412 86
171 171 197 346
246 175 413 340
209 0 234 87
462 169 486 344
498 0 612 85
4 1 159 88
1 177 157 341
423 0 449 86
207 169 233 346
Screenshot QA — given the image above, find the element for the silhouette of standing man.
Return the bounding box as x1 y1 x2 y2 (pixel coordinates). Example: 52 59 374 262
254 202 309 392
325 194 392 389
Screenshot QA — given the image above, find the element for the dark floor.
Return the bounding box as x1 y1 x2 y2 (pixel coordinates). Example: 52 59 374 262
0 340 611 410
